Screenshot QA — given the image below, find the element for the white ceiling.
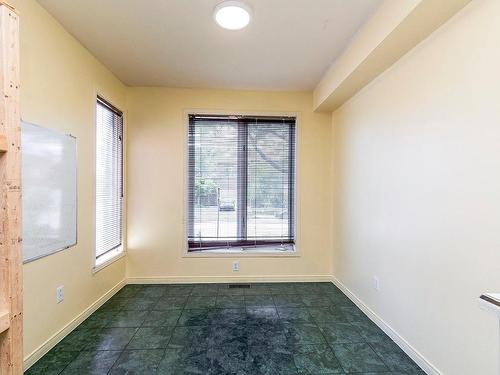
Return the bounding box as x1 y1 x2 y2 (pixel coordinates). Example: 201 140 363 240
37 0 382 90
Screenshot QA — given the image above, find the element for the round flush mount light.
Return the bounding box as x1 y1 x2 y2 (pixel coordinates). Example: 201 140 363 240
214 1 251 30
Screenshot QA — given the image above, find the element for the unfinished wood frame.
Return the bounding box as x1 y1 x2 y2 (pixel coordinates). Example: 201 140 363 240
0 2 22 374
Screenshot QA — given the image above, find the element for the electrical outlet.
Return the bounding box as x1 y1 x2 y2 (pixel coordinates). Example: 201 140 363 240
373 276 380 291
232 261 239 272
56 285 64 304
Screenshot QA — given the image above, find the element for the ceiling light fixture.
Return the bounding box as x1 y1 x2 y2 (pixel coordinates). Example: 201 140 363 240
214 1 251 30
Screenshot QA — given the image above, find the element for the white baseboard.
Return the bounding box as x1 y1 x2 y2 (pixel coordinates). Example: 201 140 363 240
23 278 126 371
127 274 333 284
331 277 440 375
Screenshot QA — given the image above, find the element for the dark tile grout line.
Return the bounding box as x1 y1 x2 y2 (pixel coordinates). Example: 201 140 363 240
308 309 349 375
365 340 394 374
275 301 345 374
56 288 136 375
108 286 177 374
140 301 182 375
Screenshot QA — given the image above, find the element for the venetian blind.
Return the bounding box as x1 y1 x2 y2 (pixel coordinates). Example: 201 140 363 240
95 97 123 260
187 115 295 251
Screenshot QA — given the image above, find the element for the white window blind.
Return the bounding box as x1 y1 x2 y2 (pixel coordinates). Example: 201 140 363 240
95 97 123 261
187 115 296 251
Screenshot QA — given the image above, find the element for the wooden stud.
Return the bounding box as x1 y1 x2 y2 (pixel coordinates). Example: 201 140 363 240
0 311 9 334
0 134 7 153
0 3 22 375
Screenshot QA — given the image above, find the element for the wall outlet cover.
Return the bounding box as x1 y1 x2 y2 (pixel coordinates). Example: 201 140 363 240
232 261 240 272
56 285 64 304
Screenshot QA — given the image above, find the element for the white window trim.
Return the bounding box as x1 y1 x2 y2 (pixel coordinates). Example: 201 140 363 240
184 244 299 258
93 246 125 273
92 90 127 273
182 109 301 258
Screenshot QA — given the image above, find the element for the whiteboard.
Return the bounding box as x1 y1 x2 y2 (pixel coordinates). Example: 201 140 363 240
22 121 77 263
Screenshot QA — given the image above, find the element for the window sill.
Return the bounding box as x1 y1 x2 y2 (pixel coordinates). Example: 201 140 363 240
93 247 125 274
184 245 299 258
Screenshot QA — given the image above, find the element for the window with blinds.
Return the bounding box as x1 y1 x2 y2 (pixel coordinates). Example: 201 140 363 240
95 97 123 263
188 114 296 251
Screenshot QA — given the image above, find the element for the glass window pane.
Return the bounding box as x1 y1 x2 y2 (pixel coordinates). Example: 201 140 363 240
247 122 292 242
95 99 123 260
187 116 295 250
190 121 239 244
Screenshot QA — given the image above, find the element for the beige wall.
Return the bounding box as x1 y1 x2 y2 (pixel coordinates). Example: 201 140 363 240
332 1 500 374
13 0 127 361
126 88 333 282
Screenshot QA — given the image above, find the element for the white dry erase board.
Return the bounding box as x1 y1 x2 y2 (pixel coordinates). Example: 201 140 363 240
22 121 77 263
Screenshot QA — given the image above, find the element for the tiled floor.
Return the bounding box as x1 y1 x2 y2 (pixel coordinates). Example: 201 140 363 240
26 282 425 374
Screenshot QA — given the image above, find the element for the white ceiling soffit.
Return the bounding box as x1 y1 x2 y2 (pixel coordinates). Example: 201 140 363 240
37 0 383 91
314 0 473 112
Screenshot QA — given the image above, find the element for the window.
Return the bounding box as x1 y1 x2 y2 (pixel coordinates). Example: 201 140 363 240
95 97 124 265
188 114 296 251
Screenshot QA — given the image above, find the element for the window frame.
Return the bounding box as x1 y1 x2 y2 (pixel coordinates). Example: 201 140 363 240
183 110 300 257
93 95 126 272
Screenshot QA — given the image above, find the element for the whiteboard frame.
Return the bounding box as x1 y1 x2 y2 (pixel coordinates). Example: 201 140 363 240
21 120 78 264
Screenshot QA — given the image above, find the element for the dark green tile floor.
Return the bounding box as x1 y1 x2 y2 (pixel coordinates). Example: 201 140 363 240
26 283 425 374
